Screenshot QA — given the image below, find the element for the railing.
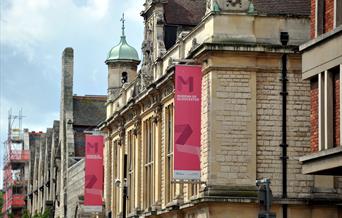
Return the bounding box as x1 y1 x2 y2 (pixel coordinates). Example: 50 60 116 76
3 194 26 208
11 194 26 207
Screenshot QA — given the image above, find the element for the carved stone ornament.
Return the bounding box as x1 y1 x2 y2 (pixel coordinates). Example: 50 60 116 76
207 0 211 9
189 38 199 54
133 119 142 136
135 22 154 94
144 97 152 110
208 0 249 11
162 82 174 98
118 127 125 146
155 11 164 25
153 104 163 123
226 0 242 7
126 112 134 122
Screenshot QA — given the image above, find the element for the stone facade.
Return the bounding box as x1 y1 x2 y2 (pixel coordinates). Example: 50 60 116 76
27 131 48 215
66 159 84 218
101 0 342 217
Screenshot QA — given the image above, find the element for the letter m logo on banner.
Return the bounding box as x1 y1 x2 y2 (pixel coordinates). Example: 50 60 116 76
177 76 194 92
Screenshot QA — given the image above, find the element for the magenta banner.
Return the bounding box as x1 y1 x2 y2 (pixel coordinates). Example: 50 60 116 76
174 65 202 180
84 135 104 212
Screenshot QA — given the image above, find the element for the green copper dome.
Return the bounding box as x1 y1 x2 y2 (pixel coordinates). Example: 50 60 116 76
106 14 140 64
106 36 140 63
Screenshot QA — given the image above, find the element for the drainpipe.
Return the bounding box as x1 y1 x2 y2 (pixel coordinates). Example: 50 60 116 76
280 31 289 218
122 154 128 218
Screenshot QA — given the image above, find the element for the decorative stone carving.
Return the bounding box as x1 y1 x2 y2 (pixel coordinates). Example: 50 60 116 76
133 118 142 136
207 0 249 12
168 58 173 67
155 11 166 59
126 112 134 122
117 126 125 146
226 0 242 7
207 0 211 10
192 38 199 48
189 38 199 55
155 11 164 25
135 23 154 94
144 97 152 110
153 104 163 123
166 82 174 95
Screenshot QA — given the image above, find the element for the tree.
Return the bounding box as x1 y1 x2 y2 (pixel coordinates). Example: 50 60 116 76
22 209 30 218
32 208 50 218
0 191 4 218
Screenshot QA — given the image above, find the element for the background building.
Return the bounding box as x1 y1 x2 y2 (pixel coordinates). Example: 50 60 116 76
2 111 30 218
299 0 342 200
101 0 342 217
26 48 107 218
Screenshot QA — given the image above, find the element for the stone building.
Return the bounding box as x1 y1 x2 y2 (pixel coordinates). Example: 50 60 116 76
100 0 342 217
27 48 107 218
299 0 342 202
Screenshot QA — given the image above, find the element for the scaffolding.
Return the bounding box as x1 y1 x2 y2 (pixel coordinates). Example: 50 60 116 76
2 109 30 218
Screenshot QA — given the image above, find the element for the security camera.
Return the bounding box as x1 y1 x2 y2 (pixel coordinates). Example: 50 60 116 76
114 178 121 187
256 178 270 186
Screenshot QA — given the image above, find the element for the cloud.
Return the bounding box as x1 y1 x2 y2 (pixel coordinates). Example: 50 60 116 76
82 0 109 19
0 0 145 189
0 0 110 60
125 0 145 23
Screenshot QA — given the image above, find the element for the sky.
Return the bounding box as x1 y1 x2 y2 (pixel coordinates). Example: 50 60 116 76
0 0 145 188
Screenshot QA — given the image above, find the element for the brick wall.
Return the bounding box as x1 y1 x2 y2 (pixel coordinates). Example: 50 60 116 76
310 0 335 38
311 0 316 38
310 78 319 152
325 0 335 33
334 72 340 147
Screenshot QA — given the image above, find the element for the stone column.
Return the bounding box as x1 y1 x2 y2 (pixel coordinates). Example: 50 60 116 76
59 47 74 218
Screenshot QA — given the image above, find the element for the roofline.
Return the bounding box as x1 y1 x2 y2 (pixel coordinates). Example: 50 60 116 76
105 59 141 65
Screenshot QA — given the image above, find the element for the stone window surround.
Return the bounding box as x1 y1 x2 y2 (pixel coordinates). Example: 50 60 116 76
317 65 342 151
315 0 325 37
127 129 135 214
334 0 342 28
164 102 175 204
143 116 155 210
111 138 120 217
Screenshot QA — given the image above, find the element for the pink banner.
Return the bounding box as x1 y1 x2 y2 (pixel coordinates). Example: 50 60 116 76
84 135 104 211
174 65 202 180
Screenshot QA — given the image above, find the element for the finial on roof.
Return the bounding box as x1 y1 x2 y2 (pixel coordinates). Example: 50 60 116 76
120 13 125 37
247 0 256 14
213 1 221 13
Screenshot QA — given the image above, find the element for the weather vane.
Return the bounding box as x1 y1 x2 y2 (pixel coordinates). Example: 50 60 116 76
120 13 125 36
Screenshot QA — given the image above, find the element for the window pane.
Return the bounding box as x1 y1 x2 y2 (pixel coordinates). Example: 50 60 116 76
337 0 342 27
